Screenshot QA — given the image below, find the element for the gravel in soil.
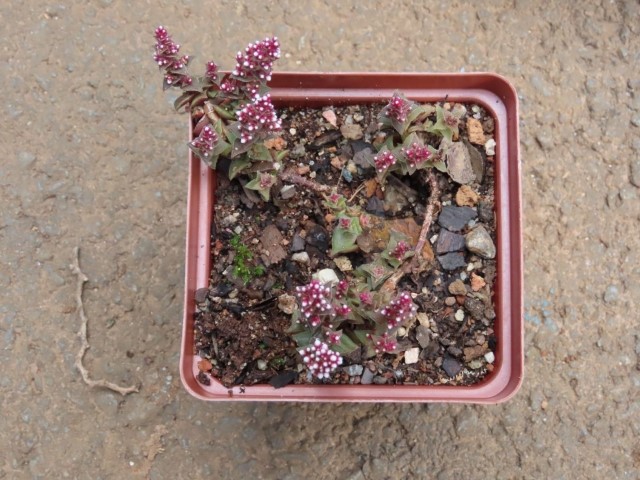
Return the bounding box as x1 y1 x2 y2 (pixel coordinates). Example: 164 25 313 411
194 102 498 388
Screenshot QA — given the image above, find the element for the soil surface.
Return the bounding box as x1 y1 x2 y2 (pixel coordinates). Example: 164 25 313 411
1 1 638 479
195 103 498 388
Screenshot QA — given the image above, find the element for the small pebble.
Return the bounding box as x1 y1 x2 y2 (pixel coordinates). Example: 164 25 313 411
222 214 237 226
322 109 338 127
448 279 467 296
344 364 364 376
404 347 420 364
290 128 297 135
257 360 268 370
334 256 353 272
396 327 407 337
415 325 431 348
277 294 296 314
454 309 465 322
290 234 305 252
468 359 484 369
417 312 430 326
484 351 495 364
314 268 340 286
465 225 496 259
361 369 375 385
445 297 457 306
485 138 496 156
280 185 296 200
442 356 462 377
291 252 310 264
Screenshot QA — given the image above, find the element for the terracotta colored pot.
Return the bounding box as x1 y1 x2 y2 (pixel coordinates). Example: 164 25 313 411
180 73 522 402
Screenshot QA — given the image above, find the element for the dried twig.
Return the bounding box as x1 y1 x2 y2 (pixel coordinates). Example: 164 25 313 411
70 247 139 396
348 181 367 203
381 170 441 292
279 169 330 193
411 170 440 266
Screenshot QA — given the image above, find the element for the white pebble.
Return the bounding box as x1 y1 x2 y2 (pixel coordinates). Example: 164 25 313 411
404 347 420 364
484 351 495 364
485 138 496 156
454 309 465 322
291 252 310 264
290 128 297 135
313 268 339 286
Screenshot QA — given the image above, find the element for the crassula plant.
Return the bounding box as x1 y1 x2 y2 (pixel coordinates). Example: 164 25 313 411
155 28 476 382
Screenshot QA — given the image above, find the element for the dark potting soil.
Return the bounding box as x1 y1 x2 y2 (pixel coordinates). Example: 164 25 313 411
193 102 498 388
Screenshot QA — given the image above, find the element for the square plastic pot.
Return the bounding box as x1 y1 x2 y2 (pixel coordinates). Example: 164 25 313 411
180 72 522 403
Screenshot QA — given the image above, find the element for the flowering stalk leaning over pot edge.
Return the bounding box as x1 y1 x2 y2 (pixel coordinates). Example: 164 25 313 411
152 26 329 200
153 26 193 89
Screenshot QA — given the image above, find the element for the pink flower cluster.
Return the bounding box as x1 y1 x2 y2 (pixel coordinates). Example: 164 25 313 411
299 339 343 379
189 125 218 159
359 291 373 305
295 280 334 328
402 142 432 167
368 333 398 354
374 151 396 173
326 330 342 345
153 26 192 88
233 37 281 82
385 93 412 122
236 94 282 144
335 280 349 299
338 217 353 229
378 292 417 329
205 61 218 82
390 241 410 260
335 304 352 317
258 173 276 190
220 78 236 93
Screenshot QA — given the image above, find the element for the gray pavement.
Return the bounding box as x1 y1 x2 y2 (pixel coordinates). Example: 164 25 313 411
1 1 638 478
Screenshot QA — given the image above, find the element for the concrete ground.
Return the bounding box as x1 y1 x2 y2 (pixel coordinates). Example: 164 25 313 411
1 1 638 478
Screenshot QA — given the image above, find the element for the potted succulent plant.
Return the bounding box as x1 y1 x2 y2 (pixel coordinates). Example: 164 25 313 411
152 26 523 402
